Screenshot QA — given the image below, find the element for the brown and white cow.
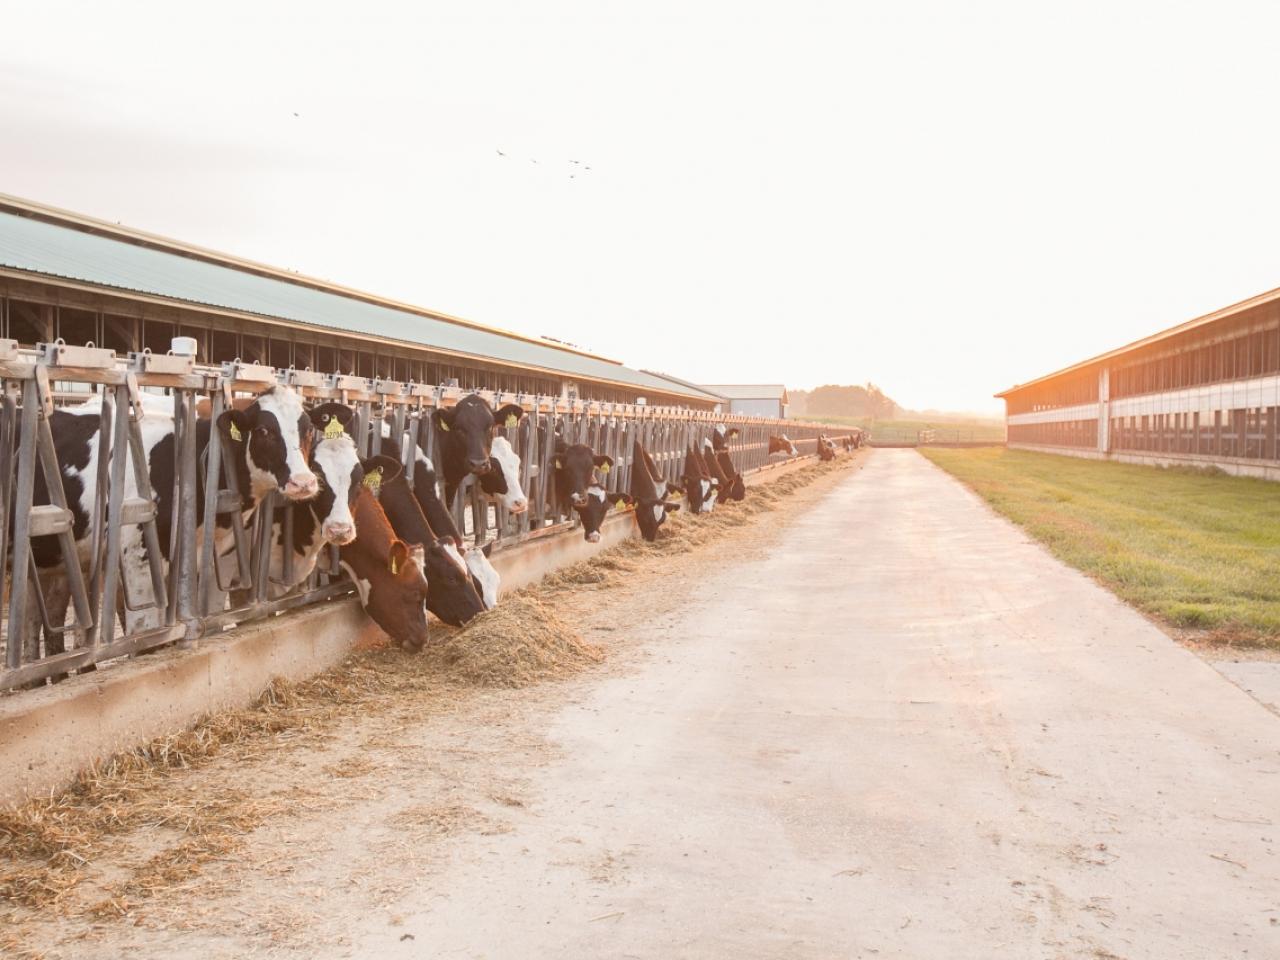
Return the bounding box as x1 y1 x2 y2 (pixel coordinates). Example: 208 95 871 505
704 438 745 502
817 435 837 461
340 464 432 651
767 434 800 457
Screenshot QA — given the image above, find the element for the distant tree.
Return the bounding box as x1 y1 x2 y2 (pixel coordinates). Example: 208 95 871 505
803 383 899 419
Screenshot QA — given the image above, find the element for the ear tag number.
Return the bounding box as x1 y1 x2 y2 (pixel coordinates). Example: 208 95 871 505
363 467 382 497
323 417 345 440
228 422 243 442
505 413 518 428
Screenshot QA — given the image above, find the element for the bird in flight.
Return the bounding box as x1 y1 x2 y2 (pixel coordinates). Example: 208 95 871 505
496 148 506 156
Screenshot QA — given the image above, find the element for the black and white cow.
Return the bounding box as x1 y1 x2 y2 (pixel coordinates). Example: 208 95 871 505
710 424 740 452
630 440 680 541
19 386 319 649
264 403 362 598
704 437 745 502
682 444 717 515
553 441 628 542
432 395 526 508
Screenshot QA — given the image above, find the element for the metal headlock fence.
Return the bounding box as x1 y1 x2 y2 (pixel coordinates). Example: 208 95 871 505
1 340 836 692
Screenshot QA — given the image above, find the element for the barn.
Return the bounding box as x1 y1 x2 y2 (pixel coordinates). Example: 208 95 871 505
997 286 1280 480
0 194 721 409
699 384 790 419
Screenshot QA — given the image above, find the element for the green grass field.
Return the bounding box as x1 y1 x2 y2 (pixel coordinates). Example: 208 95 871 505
921 447 1280 644
808 415 1006 442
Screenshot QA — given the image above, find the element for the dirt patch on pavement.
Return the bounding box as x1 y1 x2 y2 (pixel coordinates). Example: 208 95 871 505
0 451 866 954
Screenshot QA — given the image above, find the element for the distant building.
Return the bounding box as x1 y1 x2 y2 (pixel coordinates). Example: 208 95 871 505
700 384 790 419
997 285 1280 480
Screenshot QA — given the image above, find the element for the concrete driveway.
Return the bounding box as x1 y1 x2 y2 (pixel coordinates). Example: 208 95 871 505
352 449 1280 959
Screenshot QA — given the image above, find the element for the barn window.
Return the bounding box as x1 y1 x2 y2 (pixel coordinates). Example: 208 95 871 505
269 336 292 370
211 329 239 364
143 319 177 356
7 299 50 346
103 314 136 355
58 307 98 347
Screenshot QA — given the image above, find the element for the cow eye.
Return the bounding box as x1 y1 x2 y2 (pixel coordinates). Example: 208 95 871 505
254 426 269 437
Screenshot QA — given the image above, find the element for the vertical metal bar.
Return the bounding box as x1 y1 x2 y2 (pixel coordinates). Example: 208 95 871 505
5 377 38 670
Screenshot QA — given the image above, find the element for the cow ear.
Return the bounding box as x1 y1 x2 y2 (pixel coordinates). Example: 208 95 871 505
593 455 613 474
388 541 411 575
310 402 355 439
433 407 454 433
217 409 250 443
493 404 525 430
727 428 740 439
361 455 404 484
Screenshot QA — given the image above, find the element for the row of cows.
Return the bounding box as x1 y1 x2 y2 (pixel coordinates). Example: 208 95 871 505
14 387 860 667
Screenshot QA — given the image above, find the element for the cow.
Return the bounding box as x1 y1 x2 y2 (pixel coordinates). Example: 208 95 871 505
366 454 488 627
263 402 363 597
817 435 837 461
465 542 501 611
630 440 680 541
710 424 741 452
477 435 528 514
768 434 800 457
432 395 526 508
704 438 745 502
17 385 320 661
682 444 717 515
339 469 431 652
553 441 628 542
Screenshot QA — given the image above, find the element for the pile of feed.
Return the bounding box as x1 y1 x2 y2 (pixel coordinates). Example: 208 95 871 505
423 594 602 688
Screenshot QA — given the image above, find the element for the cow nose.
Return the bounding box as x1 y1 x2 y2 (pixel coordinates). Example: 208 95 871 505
324 521 355 545
509 499 528 514
570 492 586 506
284 473 318 499
468 458 491 474
586 531 601 544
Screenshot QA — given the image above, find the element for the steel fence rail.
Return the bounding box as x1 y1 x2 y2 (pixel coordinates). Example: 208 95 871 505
1 341 839 692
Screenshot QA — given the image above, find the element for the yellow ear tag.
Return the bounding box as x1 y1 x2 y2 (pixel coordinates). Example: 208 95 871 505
615 500 629 512
505 413 518 428
363 467 382 497
228 422 243 442
389 555 398 575
599 462 611 474
323 417 345 440
438 418 450 432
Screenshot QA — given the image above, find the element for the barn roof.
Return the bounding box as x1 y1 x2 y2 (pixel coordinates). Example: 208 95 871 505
994 283 1280 398
0 194 720 403
701 384 790 402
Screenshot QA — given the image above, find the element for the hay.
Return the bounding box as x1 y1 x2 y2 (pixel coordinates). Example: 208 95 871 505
423 595 603 688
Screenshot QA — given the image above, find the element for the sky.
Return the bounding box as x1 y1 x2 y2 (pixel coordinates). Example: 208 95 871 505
4 2 1280 415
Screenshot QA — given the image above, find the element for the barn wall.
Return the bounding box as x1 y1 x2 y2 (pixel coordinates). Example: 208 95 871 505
728 398 784 418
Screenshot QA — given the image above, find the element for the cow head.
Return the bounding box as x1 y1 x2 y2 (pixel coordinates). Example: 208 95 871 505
307 403 362 545
341 467 431 651
465 541 501 610
715 450 746 502
768 434 800 457
217 386 318 501
478 435 528 514
554 442 613 509
574 485 633 543
683 445 717 515
433 395 526 477
424 538 487 627
710 424 741 452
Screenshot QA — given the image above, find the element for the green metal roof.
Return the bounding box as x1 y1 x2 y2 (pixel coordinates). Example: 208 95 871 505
0 203 718 403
